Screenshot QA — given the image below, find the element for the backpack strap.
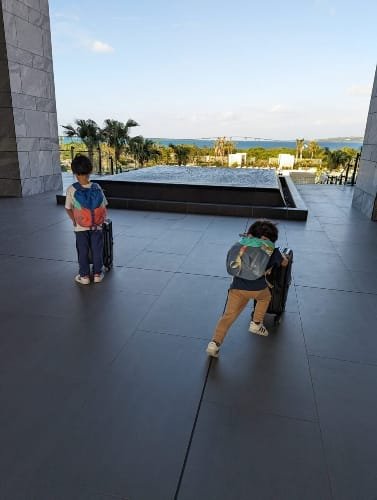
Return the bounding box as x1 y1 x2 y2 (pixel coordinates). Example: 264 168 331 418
264 268 274 289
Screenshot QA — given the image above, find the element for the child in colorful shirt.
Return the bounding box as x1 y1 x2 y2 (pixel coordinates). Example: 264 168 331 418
65 154 108 285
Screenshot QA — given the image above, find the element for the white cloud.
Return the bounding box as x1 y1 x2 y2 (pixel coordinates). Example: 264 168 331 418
347 84 371 97
88 40 114 53
269 104 283 113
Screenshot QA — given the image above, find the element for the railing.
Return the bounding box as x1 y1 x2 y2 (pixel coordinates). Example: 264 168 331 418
59 145 124 175
322 152 361 186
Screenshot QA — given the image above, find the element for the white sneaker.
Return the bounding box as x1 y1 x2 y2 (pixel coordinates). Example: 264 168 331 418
206 341 220 358
75 275 90 285
94 272 105 283
249 321 269 336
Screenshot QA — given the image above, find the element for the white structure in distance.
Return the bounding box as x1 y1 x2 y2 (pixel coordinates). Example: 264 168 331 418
278 154 295 169
228 153 247 167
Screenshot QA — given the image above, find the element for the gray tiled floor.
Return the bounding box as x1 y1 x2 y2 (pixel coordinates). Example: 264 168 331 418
1 184 377 499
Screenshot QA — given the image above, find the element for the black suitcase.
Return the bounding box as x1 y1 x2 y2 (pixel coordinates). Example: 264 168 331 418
87 219 114 271
102 219 113 271
252 247 293 325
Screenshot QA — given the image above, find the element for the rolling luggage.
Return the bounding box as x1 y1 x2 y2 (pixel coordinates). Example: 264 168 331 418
87 219 114 271
102 219 113 271
252 247 293 325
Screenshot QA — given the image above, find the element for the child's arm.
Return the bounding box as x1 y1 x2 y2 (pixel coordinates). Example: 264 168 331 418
65 208 76 226
64 187 76 226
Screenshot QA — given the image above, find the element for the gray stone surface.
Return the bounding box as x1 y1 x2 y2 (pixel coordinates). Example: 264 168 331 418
353 65 377 218
0 0 62 196
1 184 377 499
109 166 280 189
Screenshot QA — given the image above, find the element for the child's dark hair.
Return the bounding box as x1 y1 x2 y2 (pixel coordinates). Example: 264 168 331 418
71 154 93 175
247 220 278 243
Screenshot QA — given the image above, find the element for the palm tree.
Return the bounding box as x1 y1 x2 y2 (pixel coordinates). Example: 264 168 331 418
128 136 161 167
295 138 305 159
307 140 320 159
169 144 191 166
62 119 103 166
214 137 235 166
102 119 139 168
326 149 352 171
214 137 225 165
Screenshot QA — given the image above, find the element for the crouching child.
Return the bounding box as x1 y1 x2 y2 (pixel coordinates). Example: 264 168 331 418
206 220 288 358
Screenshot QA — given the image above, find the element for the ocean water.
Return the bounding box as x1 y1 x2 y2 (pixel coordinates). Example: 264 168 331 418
59 137 362 151
152 138 362 151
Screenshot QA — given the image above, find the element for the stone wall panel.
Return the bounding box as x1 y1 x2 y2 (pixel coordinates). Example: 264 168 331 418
0 151 20 178
0 178 22 196
21 175 43 195
43 172 62 191
6 45 34 66
353 66 377 219
29 149 52 176
22 0 41 13
17 150 30 178
39 0 49 15
2 12 18 46
0 137 18 152
11 92 36 110
32 53 52 72
0 90 12 106
28 8 49 30
15 16 43 55
36 96 55 112
17 137 40 151
8 61 22 92
20 64 51 98
3 0 29 20
24 108 50 137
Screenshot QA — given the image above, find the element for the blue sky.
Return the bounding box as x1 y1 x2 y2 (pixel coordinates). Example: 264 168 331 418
50 0 376 139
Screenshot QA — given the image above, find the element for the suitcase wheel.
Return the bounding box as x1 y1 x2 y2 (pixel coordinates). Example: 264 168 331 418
274 315 281 326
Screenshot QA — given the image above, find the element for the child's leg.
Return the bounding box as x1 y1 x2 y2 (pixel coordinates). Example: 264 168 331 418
252 287 271 323
212 289 250 345
75 231 91 277
89 229 104 275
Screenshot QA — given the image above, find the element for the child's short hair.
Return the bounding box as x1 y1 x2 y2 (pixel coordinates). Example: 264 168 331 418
247 220 278 243
71 154 93 175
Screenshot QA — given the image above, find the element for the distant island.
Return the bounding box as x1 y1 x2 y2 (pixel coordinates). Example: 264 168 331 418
316 136 363 143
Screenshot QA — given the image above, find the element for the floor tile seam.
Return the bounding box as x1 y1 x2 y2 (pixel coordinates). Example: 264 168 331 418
295 283 377 296
162 227 207 235
173 358 212 500
178 219 249 269
107 328 142 369
0 253 76 264
21 217 69 235
308 353 377 368
295 284 335 499
177 227 208 270
203 396 319 424
115 264 229 280
132 328 207 343
133 248 199 257
107 271 177 367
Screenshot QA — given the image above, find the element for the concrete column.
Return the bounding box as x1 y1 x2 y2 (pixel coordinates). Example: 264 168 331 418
352 66 377 220
0 0 62 196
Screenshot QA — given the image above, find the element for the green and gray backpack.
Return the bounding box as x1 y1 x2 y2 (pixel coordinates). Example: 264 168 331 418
226 236 275 281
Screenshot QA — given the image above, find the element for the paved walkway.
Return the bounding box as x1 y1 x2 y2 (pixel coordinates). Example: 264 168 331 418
1 185 377 500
